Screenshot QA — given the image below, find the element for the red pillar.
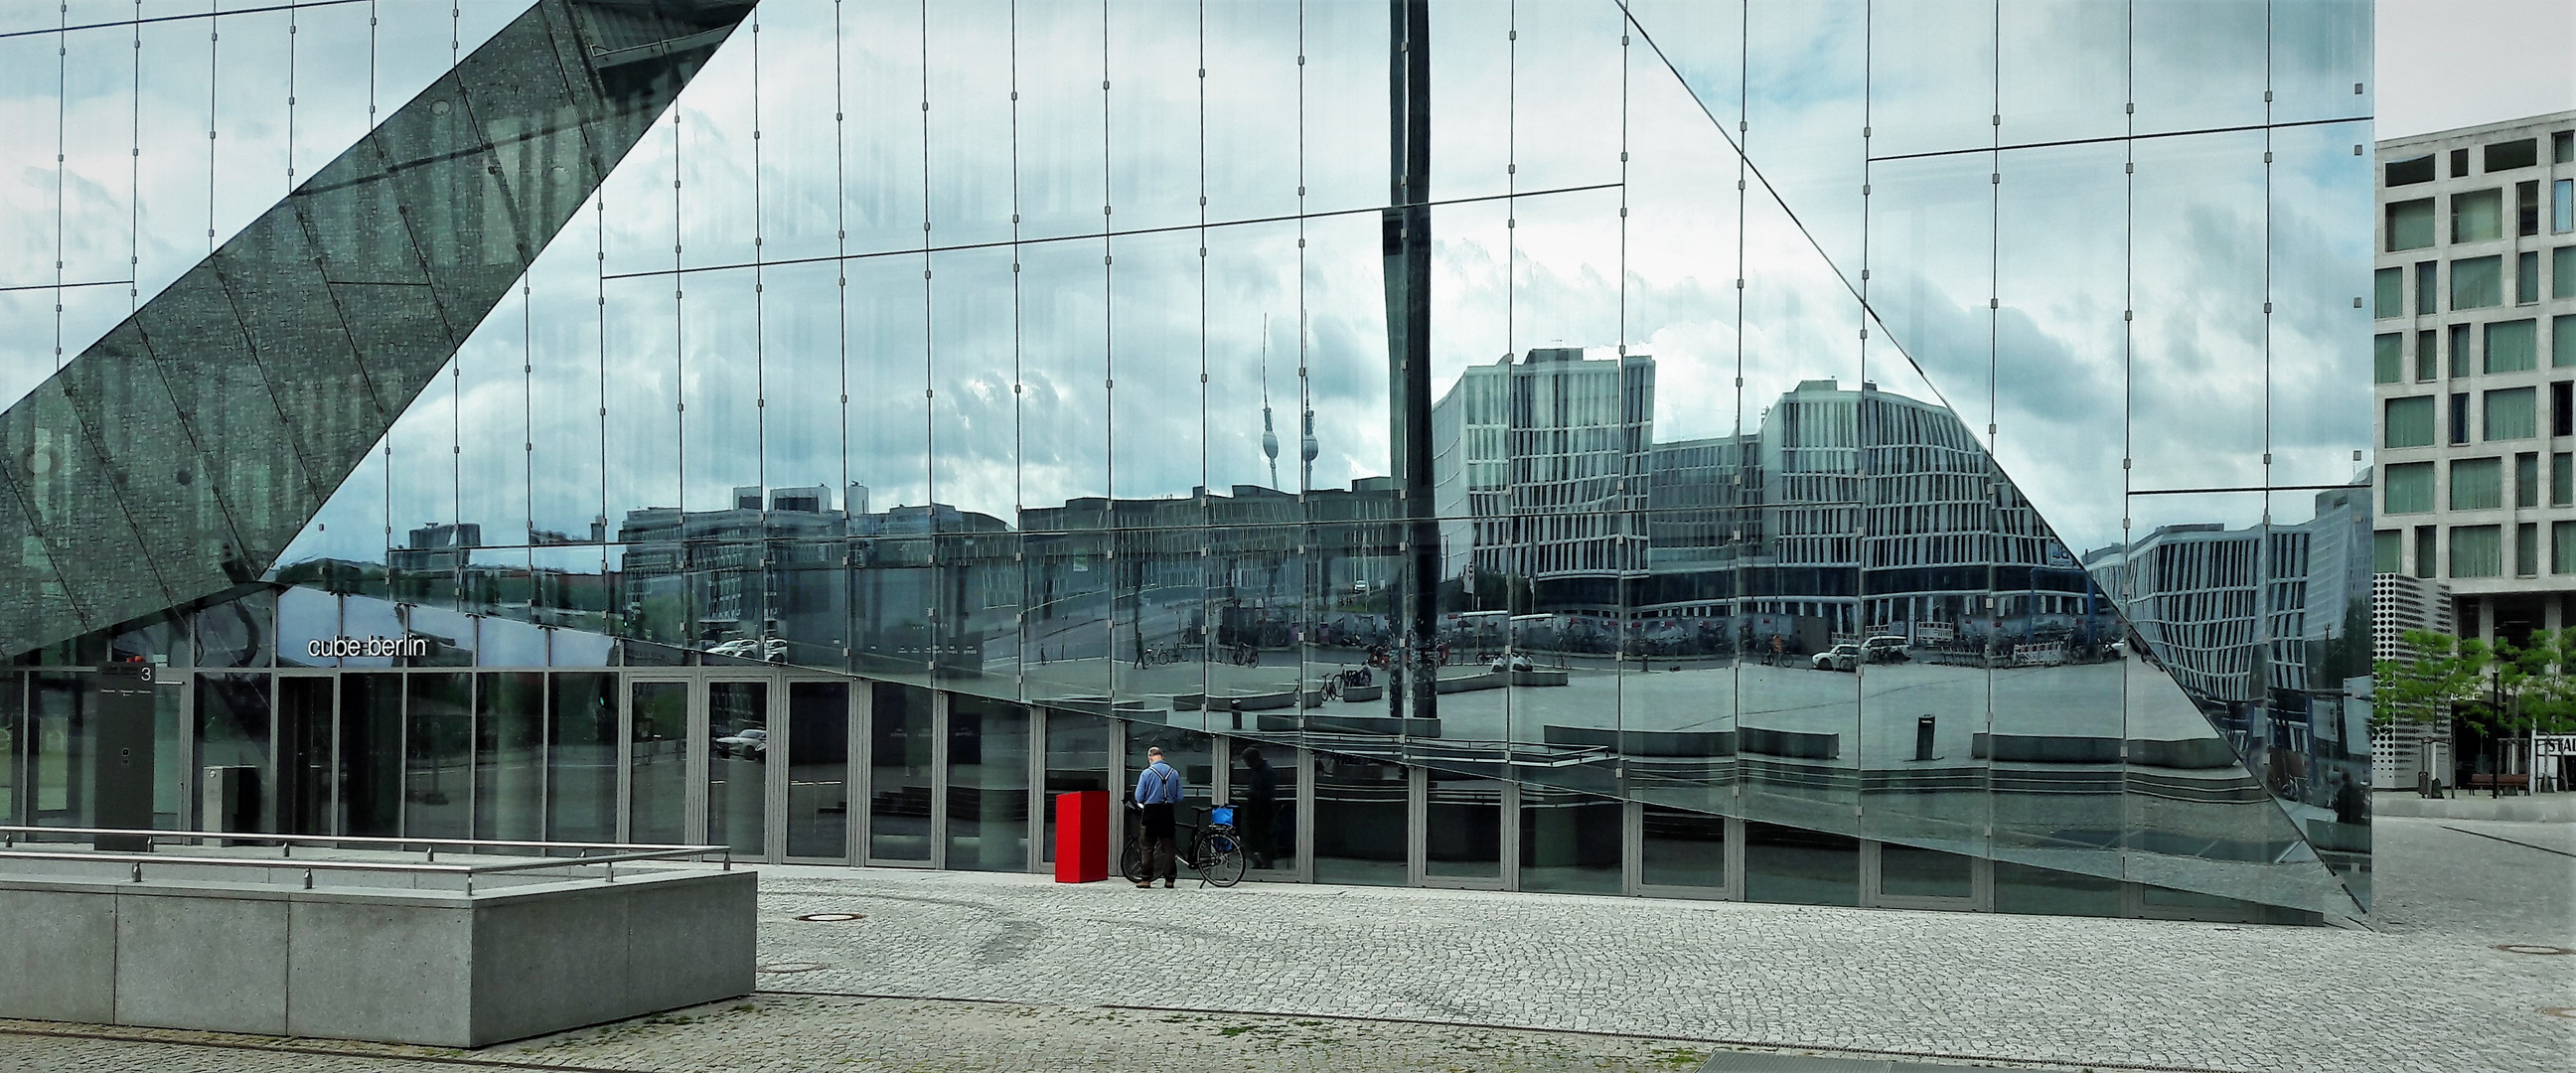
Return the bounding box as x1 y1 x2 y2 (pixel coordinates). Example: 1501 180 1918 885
1054 790 1109 882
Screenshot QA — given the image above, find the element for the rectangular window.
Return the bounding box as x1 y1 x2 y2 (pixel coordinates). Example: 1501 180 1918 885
2451 147 2471 178
2387 198 2436 251
2488 138 2538 172
2520 180 2543 236
2373 266 2402 318
2450 323 2473 377
2453 255 2503 309
2487 320 2538 373
2451 390 2472 443
2384 395 2436 447
2385 154 2435 187
2416 527 2439 578
2419 329 2439 380
2487 387 2537 440
2451 457 2503 510
2453 189 2503 243
2417 260 2440 313
2557 245 2575 299
2555 178 2573 233
2556 451 2573 507
2373 531 2402 573
2521 251 2543 303
2555 381 2572 436
2559 315 2576 369
2451 526 2504 577
2519 523 2541 576
2374 333 2403 383
2518 452 2541 508
2385 461 2436 514
2558 521 2576 574
2558 131 2575 164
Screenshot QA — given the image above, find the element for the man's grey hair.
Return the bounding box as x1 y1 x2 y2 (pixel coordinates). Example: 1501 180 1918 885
1146 746 1163 757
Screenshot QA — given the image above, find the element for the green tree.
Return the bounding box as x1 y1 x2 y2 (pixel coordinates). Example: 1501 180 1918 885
2376 628 2576 796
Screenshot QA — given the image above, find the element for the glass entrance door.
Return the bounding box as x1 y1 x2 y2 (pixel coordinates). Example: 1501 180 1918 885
704 679 771 857
783 680 851 861
625 678 690 843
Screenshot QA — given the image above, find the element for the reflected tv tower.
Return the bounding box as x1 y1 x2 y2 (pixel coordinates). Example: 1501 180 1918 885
1298 310 1318 490
1260 315 1281 490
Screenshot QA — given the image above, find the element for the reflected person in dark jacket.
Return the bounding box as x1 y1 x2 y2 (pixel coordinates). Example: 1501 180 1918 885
1239 746 1278 869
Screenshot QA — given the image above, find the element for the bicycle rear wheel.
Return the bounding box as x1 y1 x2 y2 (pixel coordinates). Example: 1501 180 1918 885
1198 831 1246 887
1120 840 1146 884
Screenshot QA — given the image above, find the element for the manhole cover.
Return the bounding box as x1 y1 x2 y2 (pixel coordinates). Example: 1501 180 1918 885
2495 944 2575 956
795 912 866 922
757 962 829 975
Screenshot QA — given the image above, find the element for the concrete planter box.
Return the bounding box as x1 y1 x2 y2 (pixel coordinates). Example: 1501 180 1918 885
0 866 753 1048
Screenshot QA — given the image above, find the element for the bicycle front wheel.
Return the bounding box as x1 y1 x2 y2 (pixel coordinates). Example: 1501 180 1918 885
1198 833 1246 887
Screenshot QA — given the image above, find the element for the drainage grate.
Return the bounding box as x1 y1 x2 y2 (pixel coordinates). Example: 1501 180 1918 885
795 912 866 922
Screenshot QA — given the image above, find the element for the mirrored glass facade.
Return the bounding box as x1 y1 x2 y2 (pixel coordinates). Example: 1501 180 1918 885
2 0 2371 923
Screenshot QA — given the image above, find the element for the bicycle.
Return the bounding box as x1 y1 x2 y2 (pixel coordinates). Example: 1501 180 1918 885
1120 802 1247 887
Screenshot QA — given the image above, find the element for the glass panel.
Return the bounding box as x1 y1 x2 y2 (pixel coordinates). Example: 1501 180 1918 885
276 677 335 836
1517 785 1620 894
1311 751 1407 886
947 696 1030 871
868 683 933 861
2452 255 2502 310
2371 267 2401 318
2486 321 2537 374
2452 189 2502 243
547 673 617 843
403 673 472 841
1879 842 1974 900
706 680 767 856
0 677 15 827
627 680 688 844
1042 708 1111 864
785 682 850 859
1424 768 1501 880
2485 389 2535 442
1639 805 1726 890
2450 526 2502 578
2384 397 2435 448
2374 334 2401 383
473 672 545 843
1126 725 1212 814
1743 820 1859 906
195 674 273 834
1993 859 2121 917
2386 198 2436 251
1231 740 1296 874
337 673 403 838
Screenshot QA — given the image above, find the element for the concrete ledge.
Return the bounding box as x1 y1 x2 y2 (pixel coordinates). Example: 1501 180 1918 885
0 865 754 1048
2373 792 2576 822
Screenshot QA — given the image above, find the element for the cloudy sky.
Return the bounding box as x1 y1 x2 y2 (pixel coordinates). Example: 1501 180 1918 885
2376 0 2575 138
1 0 2392 572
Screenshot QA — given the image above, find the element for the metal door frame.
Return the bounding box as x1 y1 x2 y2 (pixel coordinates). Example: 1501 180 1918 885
1413 764 1509 891
1861 840 1992 913
271 670 337 837
776 675 858 865
616 671 694 845
698 670 786 863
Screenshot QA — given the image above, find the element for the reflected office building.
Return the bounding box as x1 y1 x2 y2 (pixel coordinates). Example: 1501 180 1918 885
0 0 2372 922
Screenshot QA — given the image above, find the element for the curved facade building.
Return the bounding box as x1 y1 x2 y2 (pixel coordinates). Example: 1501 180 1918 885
0 0 2372 923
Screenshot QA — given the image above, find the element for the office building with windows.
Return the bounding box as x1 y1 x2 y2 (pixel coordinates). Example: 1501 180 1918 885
2372 111 2576 638
2 0 2370 924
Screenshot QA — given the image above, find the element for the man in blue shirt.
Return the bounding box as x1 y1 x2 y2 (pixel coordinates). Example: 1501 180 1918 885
1133 746 1181 889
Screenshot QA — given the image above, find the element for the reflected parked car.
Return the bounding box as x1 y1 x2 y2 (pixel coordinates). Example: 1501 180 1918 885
706 637 788 663
1812 643 1864 672
1861 635 1911 664
713 727 767 759
1489 653 1535 673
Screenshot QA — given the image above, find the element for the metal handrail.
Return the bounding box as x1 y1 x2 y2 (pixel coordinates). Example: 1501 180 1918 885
0 826 716 854
0 827 731 893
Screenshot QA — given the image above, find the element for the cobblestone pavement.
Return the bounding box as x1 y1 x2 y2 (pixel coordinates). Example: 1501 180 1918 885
3 816 2567 1073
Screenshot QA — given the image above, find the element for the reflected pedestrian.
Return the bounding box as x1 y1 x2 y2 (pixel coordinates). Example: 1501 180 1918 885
1133 745 1180 889
1239 746 1277 869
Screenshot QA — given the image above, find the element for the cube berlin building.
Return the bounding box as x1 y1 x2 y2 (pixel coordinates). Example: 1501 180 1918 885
0 1 2373 922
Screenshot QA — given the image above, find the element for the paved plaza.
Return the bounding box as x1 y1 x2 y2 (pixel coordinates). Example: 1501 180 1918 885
2 815 2569 1072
